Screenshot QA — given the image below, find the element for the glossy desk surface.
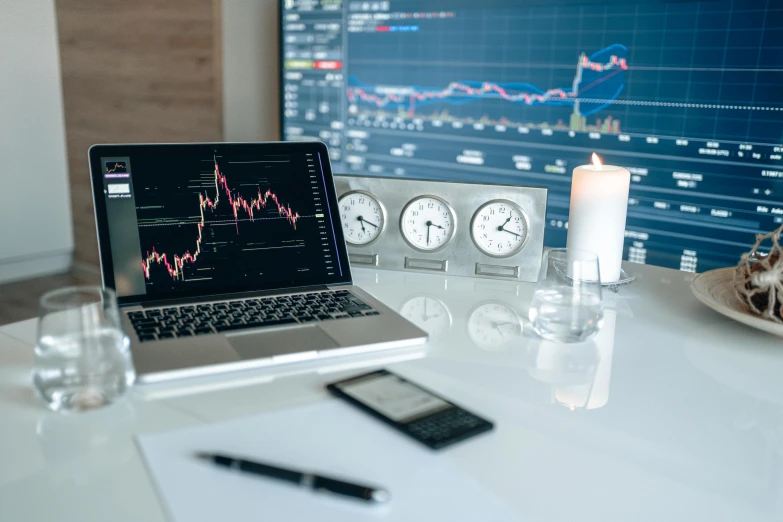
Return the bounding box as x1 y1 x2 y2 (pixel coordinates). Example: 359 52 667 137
1 263 782 521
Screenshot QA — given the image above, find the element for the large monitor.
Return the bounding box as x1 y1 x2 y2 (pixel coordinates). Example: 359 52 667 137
280 0 783 273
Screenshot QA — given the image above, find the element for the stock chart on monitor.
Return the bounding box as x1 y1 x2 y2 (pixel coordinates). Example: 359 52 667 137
280 0 783 273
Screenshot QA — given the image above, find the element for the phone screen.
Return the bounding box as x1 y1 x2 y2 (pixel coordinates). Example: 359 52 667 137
335 373 452 424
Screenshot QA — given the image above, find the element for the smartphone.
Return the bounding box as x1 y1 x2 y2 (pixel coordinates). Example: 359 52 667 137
326 369 493 449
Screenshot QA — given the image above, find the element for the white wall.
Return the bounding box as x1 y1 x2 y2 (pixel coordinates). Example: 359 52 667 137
222 0 281 142
0 0 74 283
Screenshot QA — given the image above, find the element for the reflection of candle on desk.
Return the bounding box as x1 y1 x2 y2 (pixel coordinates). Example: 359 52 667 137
555 308 616 410
566 153 630 283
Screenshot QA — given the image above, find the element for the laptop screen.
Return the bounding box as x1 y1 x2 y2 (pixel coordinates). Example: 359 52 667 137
89 142 351 305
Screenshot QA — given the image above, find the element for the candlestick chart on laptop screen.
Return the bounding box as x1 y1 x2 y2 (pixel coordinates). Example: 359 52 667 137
280 0 783 272
97 145 346 301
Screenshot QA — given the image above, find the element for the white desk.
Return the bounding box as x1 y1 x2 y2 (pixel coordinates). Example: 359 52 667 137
1 263 782 521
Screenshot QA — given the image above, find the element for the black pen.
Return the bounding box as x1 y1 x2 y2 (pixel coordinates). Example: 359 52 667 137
196 453 390 504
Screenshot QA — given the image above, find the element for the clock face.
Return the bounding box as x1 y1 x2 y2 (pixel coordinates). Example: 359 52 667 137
338 191 385 246
400 196 456 252
470 200 529 258
467 302 523 350
399 296 452 337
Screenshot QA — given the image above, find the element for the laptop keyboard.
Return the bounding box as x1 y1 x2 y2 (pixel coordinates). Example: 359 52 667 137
126 290 379 343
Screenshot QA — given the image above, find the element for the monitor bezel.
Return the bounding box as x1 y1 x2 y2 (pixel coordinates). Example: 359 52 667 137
277 0 286 141
89 141 352 306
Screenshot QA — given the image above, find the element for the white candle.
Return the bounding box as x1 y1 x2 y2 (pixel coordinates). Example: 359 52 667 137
566 153 630 283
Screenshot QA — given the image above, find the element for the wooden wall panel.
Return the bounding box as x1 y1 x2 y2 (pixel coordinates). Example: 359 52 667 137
56 0 223 269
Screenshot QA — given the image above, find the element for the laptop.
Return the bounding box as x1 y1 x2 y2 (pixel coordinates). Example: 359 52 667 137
89 141 427 383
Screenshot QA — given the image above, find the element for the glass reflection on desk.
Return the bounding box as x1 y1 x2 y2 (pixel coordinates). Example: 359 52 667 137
525 309 617 410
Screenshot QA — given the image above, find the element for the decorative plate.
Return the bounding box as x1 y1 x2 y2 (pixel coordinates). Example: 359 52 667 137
691 267 783 338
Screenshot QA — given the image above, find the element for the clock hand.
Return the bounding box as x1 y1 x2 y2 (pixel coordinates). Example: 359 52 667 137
500 215 513 228
359 217 379 228
491 321 516 331
431 223 444 230
500 227 522 239
356 216 366 233
425 220 432 245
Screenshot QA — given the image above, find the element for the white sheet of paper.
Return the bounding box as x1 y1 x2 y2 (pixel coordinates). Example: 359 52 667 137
136 401 517 522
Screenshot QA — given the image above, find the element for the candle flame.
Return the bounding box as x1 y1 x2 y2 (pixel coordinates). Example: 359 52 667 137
591 153 603 168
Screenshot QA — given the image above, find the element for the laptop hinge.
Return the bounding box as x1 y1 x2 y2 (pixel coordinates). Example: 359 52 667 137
129 284 335 309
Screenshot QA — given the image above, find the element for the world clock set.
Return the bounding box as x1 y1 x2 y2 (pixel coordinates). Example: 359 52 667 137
334 176 547 282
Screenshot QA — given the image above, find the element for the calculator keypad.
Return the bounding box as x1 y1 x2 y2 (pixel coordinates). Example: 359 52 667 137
406 409 486 446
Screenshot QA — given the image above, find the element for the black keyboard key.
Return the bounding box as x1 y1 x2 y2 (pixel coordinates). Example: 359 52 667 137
365 311 380 316
214 322 246 332
136 327 158 335
133 318 158 326
348 311 364 317
335 290 350 296
178 330 193 337
128 311 145 319
299 316 318 323
317 314 333 320
157 332 175 339
261 317 298 327
341 304 372 313
147 310 162 317
138 334 157 342
163 308 178 315
334 314 350 320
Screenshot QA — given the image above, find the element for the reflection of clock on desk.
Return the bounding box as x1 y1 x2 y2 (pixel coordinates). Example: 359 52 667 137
399 296 453 338
334 176 546 282
467 301 524 350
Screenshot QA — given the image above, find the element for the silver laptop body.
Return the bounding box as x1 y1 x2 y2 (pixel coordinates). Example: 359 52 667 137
89 141 427 383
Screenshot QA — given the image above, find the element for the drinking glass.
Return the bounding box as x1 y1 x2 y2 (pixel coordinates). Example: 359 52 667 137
528 249 604 343
33 286 135 412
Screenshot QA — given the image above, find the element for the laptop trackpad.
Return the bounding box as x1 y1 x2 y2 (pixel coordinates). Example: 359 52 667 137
226 326 339 361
